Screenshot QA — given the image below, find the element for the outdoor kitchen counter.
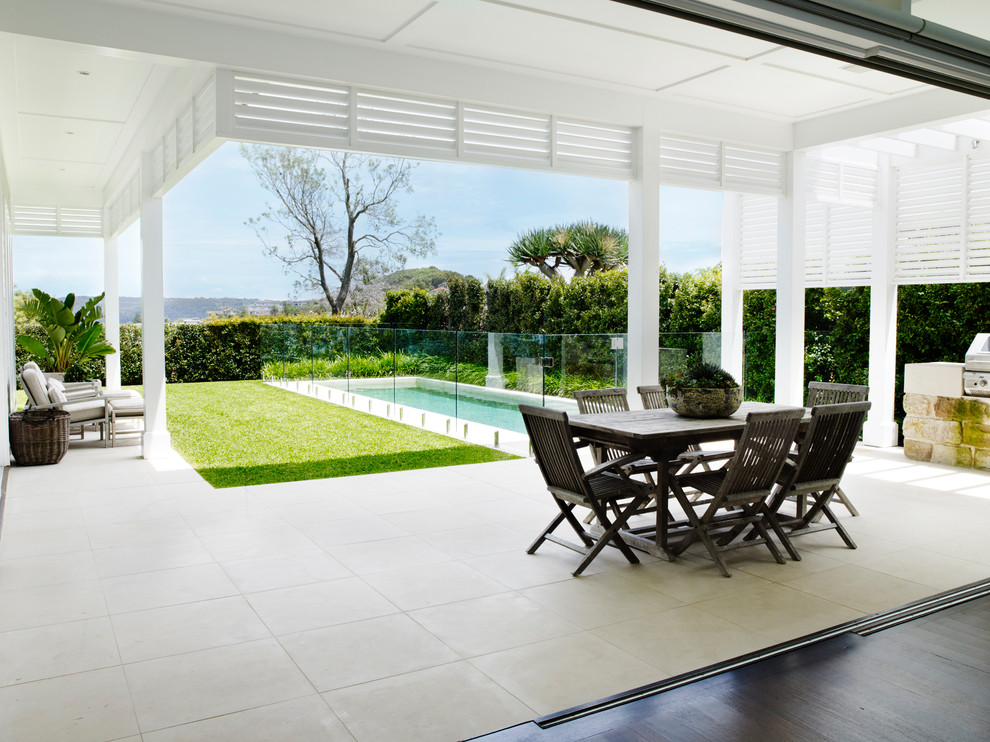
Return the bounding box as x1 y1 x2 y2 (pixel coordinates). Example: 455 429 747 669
903 361 990 469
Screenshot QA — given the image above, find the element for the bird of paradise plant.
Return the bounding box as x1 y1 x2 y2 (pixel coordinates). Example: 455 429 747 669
15 289 116 374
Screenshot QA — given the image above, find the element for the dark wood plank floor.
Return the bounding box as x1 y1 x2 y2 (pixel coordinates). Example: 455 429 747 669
469 595 990 742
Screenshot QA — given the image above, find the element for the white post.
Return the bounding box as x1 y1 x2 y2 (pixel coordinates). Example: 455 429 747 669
140 152 171 458
103 234 121 390
720 192 744 382
774 152 806 406
864 156 900 446
485 332 505 389
627 122 661 406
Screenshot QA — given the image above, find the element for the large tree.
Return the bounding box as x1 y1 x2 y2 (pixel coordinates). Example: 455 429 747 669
507 221 628 280
241 145 437 314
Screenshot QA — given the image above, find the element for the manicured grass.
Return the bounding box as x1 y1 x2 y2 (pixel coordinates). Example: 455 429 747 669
166 380 517 488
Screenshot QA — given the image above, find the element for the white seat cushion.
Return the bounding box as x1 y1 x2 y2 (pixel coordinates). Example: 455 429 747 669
21 368 50 406
62 398 107 422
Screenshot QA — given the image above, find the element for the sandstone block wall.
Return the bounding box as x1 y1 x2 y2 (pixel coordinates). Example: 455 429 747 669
903 392 990 469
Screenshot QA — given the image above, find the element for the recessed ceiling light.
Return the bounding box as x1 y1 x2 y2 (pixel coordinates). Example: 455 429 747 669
77 70 91 76
65 131 74 135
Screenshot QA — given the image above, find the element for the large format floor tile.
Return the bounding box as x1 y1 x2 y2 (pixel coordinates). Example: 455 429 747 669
0 440 986 742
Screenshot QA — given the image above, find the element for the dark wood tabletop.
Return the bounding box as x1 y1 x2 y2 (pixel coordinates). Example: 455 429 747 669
568 401 807 459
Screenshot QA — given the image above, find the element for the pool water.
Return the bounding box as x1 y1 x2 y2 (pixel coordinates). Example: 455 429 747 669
349 384 530 433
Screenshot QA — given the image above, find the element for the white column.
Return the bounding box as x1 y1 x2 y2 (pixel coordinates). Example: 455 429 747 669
774 152 806 406
627 122 661 407
103 235 121 390
720 192 744 382
864 156 900 447
140 152 171 458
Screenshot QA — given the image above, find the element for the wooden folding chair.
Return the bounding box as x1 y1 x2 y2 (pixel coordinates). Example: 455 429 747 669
767 401 871 551
803 381 870 517
666 408 804 577
520 404 652 576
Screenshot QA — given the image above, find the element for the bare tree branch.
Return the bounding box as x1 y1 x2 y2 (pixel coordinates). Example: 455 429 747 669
241 145 437 314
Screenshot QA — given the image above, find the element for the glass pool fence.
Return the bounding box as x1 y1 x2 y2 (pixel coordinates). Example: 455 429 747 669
260 326 742 436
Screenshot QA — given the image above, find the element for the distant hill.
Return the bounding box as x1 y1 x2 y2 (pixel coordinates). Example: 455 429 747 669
86 267 474 322
378 266 469 292
105 297 267 322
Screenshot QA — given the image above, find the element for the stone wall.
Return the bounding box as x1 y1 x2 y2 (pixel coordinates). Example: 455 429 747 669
903 393 990 469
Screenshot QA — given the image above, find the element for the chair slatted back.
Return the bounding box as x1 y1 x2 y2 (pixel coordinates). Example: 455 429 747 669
637 385 668 410
805 381 869 407
573 388 630 415
719 409 804 500
519 405 590 499
573 389 631 464
791 402 871 487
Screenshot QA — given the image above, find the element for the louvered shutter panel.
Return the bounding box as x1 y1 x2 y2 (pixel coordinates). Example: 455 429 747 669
12 206 102 236
895 159 965 283
555 119 634 178
805 202 827 285
462 105 551 167
723 144 784 195
233 73 350 145
354 91 457 155
967 155 990 279
659 135 720 189
738 195 779 289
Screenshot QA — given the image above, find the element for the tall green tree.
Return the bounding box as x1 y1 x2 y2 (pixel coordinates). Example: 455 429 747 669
507 221 628 280
241 145 437 314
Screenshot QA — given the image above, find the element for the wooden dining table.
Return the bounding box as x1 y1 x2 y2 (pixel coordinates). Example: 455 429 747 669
568 401 809 561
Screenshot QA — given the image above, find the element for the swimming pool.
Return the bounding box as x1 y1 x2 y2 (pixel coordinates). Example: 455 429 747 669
318 378 575 434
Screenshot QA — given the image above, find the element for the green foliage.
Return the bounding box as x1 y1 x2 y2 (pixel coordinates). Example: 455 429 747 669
665 361 738 390
16 289 116 374
382 288 431 329
558 269 628 334
447 276 485 331
379 266 465 292
507 221 628 280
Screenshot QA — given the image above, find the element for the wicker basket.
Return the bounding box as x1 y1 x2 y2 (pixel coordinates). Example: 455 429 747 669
9 408 70 466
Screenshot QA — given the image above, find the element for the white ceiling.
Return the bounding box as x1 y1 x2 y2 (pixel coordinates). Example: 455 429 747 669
0 0 987 208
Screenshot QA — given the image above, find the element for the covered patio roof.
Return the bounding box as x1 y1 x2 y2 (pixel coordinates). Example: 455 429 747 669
1 0 989 460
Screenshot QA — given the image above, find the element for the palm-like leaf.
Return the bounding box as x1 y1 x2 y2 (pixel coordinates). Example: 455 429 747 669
16 289 114 373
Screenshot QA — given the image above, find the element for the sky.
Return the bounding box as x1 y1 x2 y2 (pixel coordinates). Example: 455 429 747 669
14 141 723 300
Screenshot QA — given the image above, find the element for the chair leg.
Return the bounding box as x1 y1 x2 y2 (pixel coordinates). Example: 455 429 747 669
760 505 801 562
527 501 595 555
573 494 647 576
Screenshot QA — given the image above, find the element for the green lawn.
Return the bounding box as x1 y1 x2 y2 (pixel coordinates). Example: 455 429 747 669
165 380 517 488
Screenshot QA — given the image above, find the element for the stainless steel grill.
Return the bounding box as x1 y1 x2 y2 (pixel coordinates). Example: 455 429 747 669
963 334 990 396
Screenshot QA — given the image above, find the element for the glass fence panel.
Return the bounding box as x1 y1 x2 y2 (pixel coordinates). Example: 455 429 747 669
549 334 627 398
804 330 868 388
259 323 289 380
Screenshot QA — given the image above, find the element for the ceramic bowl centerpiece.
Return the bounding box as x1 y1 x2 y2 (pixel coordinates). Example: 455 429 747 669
664 362 742 419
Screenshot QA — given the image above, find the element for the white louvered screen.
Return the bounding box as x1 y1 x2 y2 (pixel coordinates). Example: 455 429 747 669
659 135 784 195
555 119 635 178
12 206 57 234
462 105 551 167
355 91 457 155
737 195 779 289
807 158 877 207
105 175 140 239
12 205 102 236
805 202 827 284
967 155 990 278
218 71 635 179
194 76 216 150
895 159 965 283
176 105 194 165
659 135 720 189
723 144 784 195
804 203 873 287
232 73 349 145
